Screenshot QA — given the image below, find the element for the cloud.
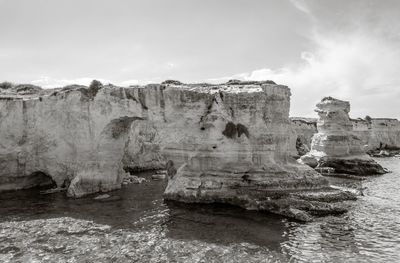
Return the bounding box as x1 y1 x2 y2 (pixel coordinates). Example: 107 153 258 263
31 77 154 88
31 77 112 89
210 1 400 119
289 0 311 15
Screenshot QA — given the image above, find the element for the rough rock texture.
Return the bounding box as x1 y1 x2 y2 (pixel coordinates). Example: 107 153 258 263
161 84 355 220
290 117 317 156
291 117 400 155
0 82 356 220
0 85 164 196
352 118 400 152
299 97 386 175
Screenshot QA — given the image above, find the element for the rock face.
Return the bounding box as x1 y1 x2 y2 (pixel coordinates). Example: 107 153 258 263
291 117 400 155
299 97 386 175
161 84 355 221
0 82 356 220
353 118 400 152
0 85 164 196
290 117 317 156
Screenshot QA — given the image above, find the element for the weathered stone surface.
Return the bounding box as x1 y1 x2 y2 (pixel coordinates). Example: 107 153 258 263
161 85 355 221
291 117 400 156
0 81 355 220
299 97 387 175
0 85 164 196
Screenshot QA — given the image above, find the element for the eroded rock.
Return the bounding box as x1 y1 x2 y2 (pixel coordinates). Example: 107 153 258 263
299 97 387 176
0 81 356 220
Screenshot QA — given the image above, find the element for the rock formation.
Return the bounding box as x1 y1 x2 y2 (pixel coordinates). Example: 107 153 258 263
291 117 400 156
290 117 317 156
160 83 356 221
299 97 387 175
0 81 356 221
0 84 164 196
353 118 400 155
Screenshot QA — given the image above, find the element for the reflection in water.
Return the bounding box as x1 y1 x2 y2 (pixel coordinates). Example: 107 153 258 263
0 159 399 262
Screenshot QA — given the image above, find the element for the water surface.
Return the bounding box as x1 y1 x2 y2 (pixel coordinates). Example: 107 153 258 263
1 159 399 262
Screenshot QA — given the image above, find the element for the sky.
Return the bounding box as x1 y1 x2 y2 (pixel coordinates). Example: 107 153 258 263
0 0 399 118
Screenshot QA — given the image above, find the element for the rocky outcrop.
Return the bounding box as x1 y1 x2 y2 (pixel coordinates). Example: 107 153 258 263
0 85 165 196
161 84 356 221
299 97 387 176
290 117 317 156
0 81 356 220
291 117 400 157
353 118 400 155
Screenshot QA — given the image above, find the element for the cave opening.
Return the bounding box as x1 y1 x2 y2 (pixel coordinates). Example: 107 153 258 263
28 171 57 190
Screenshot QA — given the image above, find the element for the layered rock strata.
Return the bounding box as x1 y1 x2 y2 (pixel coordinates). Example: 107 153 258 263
161 84 355 221
291 117 400 155
299 97 386 175
0 81 355 220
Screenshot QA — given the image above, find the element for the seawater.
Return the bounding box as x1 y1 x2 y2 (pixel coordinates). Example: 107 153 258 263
0 158 399 262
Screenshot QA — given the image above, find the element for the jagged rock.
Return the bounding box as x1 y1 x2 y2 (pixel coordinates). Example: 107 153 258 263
299 97 387 175
291 117 400 156
122 175 146 185
162 84 355 220
0 85 165 196
0 81 356 220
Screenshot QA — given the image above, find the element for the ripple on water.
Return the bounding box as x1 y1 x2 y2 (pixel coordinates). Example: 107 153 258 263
0 158 400 262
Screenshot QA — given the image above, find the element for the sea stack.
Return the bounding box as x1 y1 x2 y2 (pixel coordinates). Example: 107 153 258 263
163 83 356 221
0 81 357 221
299 97 387 175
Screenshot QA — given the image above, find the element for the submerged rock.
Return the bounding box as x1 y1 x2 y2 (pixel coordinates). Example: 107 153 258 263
299 97 387 176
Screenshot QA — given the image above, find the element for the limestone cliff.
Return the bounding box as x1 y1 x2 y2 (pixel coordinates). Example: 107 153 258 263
299 97 386 175
161 84 355 221
0 82 355 220
352 118 400 151
290 117 317 156
0 85 164 196
291 117 400 155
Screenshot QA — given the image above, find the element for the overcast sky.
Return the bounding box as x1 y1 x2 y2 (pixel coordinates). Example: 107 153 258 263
1 0 399 118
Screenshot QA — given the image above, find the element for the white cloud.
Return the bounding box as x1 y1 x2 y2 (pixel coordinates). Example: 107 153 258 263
31 77 154 88
31 77 112 89
290 0 311 15
119 79 139 86
210 4 400 119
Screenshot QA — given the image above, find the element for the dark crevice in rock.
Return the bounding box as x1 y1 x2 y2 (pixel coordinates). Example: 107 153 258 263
120 89 138 102
237 123 249 138
166 160 177 179
108 116 145 139
18 100 28 146
138 90 148 110
219 90 224 101
229 107 234 118
222 122 250 139
222 122 237 138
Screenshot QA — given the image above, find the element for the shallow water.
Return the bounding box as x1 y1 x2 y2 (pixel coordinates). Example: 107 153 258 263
0 158 399 262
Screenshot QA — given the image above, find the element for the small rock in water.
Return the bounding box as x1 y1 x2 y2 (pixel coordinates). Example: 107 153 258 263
122 175 146 185
156 170 167 175
151 174 166 180
94 194 110 200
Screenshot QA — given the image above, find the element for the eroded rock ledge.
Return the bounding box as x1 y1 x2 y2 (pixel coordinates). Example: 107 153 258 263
0 81 355 221
299 97 387 176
